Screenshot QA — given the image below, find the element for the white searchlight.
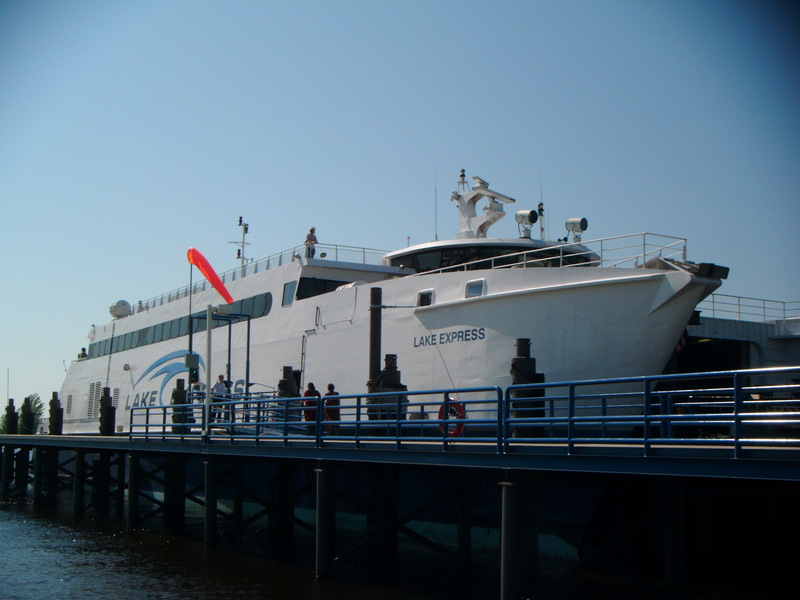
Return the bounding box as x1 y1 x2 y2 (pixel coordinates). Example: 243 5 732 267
565 217 588 242
515 210 538 226
515 209 538 238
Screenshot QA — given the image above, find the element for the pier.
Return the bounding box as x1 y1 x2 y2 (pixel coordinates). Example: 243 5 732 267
2 365 799 599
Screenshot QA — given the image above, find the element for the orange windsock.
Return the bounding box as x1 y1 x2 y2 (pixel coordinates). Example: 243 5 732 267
187 247 234 304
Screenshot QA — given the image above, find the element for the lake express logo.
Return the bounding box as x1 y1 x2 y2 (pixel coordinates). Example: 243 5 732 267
125 350 205 409
413 327 486 348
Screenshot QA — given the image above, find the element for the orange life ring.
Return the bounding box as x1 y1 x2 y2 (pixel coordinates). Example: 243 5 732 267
438 398 466 437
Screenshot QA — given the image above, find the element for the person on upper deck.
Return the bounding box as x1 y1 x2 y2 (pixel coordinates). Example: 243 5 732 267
305 227 318 258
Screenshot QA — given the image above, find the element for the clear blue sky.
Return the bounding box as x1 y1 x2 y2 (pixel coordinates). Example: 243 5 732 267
1 0 798 403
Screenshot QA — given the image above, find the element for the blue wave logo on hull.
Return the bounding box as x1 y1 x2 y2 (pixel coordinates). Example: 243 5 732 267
133 350 205 405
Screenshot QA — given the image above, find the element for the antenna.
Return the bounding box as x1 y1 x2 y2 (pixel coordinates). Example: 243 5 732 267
538 168 545 240
434 165 438 241
230 216 251 268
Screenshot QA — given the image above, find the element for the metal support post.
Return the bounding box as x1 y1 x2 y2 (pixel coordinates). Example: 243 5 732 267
315 464 336 578
1 444 13 500
126 453 140 529
500 471 537 600
164 456 186 534
33 448 43 505
204 459 218 548
73 451 86 515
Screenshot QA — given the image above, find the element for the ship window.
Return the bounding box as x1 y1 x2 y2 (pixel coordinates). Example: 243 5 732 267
153 322 163 342
177 317 189 337
389 244 594 272
296 277 352 300
418 290 434 307
282 280 297 307
465 279 485 298
253 293 271 318
240 297 254 316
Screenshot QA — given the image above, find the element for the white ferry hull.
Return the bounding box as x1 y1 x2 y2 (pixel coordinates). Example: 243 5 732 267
58 261 714 434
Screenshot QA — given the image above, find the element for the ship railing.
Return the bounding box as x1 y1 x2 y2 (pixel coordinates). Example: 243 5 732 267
413 232 688 276
591 232 687 268
131 243 387 314
129 366 800 461
696 294 800 323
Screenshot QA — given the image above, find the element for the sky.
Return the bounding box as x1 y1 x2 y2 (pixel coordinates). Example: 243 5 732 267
1 0 798 403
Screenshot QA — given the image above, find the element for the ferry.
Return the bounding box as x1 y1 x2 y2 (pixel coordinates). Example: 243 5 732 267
57 171 728 433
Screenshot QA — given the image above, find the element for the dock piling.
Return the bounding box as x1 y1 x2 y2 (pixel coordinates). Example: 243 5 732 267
315 463 337 578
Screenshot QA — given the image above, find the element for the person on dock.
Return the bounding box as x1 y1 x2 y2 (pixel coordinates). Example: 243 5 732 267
305 227 318 258
324 383 340 436
211 375 228 423
303 382 321 435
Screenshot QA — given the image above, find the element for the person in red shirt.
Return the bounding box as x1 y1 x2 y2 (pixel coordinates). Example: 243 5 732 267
303 382 321 435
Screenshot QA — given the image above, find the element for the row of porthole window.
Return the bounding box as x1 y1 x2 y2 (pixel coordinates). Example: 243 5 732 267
88 293 273 359
88 277 486 360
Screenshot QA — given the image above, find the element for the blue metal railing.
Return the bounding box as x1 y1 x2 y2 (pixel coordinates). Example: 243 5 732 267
130 366 800 459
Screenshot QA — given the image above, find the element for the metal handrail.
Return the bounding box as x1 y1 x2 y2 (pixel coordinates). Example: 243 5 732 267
131 233 692 314
132 243 388 314
697 294 800 323
412 232 688 277
130 366 800 460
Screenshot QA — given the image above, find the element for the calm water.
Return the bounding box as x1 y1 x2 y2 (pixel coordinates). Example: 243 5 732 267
0 503 440 600
0 502 753 600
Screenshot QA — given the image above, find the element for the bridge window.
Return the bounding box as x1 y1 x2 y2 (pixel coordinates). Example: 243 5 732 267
282 280 297 307
296 277 352 300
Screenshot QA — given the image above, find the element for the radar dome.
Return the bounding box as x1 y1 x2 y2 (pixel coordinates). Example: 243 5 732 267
109 300 132 319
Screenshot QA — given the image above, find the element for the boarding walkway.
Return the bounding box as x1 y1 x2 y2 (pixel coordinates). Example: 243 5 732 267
130 365 800 481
